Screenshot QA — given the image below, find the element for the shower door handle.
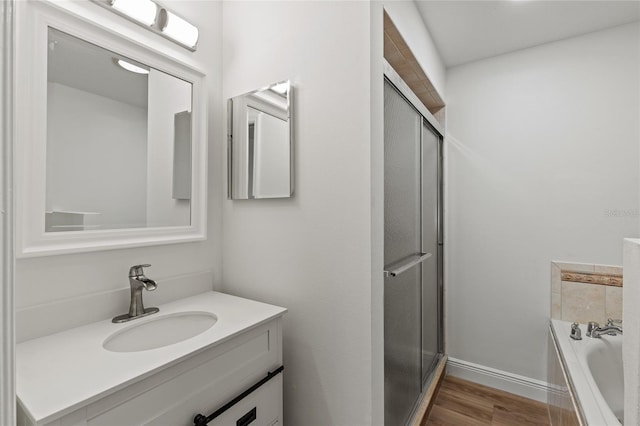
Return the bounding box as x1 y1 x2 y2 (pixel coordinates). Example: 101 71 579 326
383 253 432 278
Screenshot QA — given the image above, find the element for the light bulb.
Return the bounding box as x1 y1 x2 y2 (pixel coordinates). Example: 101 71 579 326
161 10 199 48
111 0 157 26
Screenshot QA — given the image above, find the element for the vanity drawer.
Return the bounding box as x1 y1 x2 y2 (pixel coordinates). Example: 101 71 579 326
205 375 282 426
83 320 282 426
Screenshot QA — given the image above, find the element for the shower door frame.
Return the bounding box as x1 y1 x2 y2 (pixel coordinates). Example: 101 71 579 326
383 59 445 421
1 0 16 424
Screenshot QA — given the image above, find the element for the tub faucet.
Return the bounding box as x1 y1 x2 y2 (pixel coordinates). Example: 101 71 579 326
586 319 623 338
570 323 582 340
112 264 160 323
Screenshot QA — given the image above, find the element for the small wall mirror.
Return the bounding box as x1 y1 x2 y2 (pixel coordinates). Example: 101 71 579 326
15 1 207 257
228 81 293 199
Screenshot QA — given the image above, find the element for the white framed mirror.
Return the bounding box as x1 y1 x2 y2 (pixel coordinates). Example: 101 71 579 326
228 81 293 199
15 1 207 257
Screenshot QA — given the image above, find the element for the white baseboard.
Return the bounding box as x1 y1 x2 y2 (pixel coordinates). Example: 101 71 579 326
447 357 551 403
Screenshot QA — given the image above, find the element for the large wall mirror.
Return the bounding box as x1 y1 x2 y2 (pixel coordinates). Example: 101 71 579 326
46 27 193 232
228 81 293 199
15 1 207 257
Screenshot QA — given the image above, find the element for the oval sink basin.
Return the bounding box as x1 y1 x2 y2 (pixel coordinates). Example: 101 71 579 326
103 311 217 352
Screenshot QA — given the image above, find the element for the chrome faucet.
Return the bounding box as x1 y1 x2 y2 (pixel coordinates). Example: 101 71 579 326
586 319 623 338
112 264 159 323
570 322 582 340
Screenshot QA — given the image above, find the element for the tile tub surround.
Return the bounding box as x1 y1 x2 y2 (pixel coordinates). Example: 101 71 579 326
551 262 623 325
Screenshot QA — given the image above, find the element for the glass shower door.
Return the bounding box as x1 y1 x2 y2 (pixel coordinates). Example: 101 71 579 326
383 80 422 426
421 123 441 382
384 77 443 425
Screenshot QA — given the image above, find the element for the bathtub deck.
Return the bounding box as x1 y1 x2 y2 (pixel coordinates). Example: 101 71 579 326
425 375 550 426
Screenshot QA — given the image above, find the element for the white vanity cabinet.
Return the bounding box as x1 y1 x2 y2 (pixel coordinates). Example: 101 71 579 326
17 292 286 426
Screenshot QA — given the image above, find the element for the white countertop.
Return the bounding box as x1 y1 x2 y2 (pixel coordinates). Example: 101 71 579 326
17 291 287 425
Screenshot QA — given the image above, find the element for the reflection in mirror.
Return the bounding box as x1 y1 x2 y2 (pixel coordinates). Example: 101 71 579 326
46 27 192 232
228 81 292 199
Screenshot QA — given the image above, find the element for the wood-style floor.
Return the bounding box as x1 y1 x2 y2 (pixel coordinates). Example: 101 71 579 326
425 376 550 426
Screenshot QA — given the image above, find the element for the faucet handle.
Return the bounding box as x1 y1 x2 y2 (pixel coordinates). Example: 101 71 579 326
129 264 151 277
607 318 622 326
570 323 582 340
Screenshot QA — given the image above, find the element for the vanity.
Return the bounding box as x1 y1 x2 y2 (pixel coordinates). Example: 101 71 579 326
13 1 291 424
16 292 287 426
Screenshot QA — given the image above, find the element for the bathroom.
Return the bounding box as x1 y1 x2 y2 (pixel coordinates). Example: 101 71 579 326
1 0 639 425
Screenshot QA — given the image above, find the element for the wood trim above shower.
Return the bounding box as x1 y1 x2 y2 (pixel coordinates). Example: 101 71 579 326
383 10 445 125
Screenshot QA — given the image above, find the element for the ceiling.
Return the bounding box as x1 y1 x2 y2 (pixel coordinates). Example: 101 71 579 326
415 0 640 68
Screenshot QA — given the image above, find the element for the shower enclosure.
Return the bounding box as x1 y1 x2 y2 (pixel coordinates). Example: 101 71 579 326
383 64 444 425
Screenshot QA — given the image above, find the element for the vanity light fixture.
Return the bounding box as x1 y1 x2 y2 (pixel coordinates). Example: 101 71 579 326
110 0 157 26
92 0 199 51
115 58 149 74
157 9 199 50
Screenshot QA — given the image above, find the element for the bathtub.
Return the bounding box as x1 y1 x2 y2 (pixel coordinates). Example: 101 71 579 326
549 319 623 425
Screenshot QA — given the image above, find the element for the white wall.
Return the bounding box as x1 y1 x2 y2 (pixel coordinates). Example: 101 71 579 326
15 0 222 341
222 2 377 424
146 69 191 227
370 3 385 422
445 23 639 384
46 82 148 228
383 1 446 98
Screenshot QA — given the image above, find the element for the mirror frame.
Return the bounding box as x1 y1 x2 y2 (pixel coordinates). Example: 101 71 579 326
15 1 208 257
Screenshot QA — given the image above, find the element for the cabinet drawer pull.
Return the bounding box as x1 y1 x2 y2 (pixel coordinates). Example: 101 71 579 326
237 407 257 426
193 365 284 426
